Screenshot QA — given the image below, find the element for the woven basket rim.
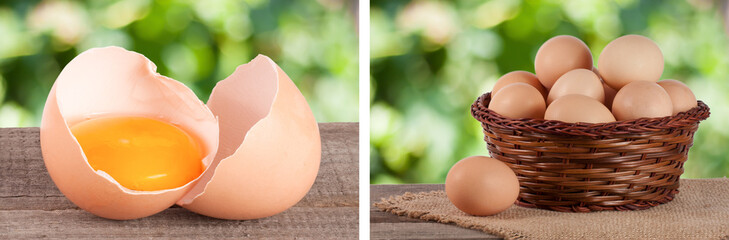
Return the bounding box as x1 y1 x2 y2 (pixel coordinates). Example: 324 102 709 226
471 92 710 137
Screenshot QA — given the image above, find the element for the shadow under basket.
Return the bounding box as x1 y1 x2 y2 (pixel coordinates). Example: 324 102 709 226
471 92 710 212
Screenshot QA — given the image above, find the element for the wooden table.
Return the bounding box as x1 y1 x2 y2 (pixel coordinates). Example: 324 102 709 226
0 122 358 239
371 184 500 240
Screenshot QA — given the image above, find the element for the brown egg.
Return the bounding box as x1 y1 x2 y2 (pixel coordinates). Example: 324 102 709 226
547 69 605 105
492 71 548 98
603 81 618 110
593 66 618 109
658 79 697 114
612 81 673 121
545 94 615 123
535 35 593 89
445 156 519 216
591 66 603 80
488 83 546 119
598 35 664 90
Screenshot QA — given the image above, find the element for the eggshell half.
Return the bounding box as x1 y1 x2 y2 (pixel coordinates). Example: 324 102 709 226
177 55 321 220
40 47 219 220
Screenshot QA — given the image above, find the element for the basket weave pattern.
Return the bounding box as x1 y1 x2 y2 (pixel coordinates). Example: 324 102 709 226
471 92 710 212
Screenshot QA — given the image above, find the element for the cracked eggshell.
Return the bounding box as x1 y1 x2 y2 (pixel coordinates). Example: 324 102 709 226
177 55 321 220
40 47 219 220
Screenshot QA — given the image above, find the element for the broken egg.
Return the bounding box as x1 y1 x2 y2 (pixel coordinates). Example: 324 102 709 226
40 47 321 220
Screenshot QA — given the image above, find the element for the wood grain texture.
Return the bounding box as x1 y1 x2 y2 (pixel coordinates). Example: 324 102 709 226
0 122 358 239
371 184 500 240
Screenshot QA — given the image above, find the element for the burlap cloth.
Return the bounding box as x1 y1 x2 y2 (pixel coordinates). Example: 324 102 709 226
375 178 729 239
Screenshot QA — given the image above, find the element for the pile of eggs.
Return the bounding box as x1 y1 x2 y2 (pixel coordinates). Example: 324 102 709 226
488 35 697 123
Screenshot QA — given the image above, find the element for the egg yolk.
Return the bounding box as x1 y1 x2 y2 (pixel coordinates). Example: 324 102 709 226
70 116 204 191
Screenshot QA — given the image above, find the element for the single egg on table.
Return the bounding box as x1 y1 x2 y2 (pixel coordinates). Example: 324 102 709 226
598 35 664 90
547 69 605 105
41 47 321 220
545 94 616 123
492 71 547 99
446 156 520 216
657 79 697 115
488 83 546 119
611 81 673 121
534 35 593 89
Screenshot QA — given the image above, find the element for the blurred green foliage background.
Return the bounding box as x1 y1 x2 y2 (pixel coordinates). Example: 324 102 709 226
371 0 729 183
0 0 358 126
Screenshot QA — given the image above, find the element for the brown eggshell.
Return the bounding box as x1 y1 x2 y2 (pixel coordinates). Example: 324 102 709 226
40 47 220 220
534 35 593 89
545 94 616 123
492 71 547 98
445 156 519 216
488 83 546 119
594 66 618 109
547 69 605 105
603 81 617 110
598 35 664 90
612 81 673 121
658 79 697 114
592 66 603 80
177 55 321 220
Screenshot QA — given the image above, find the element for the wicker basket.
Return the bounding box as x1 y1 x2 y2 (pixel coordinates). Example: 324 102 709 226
471 92 710 212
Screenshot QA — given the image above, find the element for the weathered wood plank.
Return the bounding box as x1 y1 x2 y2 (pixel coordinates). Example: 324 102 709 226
3 207 358 239
371 223 500 240
0 122 358 238
370 184 500 239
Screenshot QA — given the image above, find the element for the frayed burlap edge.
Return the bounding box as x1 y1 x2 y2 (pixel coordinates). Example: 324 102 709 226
374 191 527 240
